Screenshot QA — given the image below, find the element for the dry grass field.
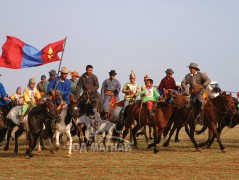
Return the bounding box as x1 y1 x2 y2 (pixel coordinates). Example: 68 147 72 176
0 126 239 180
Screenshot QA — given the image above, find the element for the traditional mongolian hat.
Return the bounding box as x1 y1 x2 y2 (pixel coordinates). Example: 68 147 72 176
144 73 149 80
70 71 80 77
187 62 200 71
109 70 117 76
60 67 70 74
165 68 174 74
29 77 36 84
129 70 136 79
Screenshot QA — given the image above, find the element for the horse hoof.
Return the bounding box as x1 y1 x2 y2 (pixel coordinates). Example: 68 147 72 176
29 154 33 158
67 153 72 157
149 137 153 140
175 139 180 143
25 149 30 154
3 146 9 151
50 149 55 155
163 142 169 147
14 149 18 154
221 149 227 153
55 146 60 151
196 148 202 152
154 148 159 154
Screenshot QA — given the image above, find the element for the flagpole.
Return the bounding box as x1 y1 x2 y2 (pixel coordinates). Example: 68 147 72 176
57 36 67 76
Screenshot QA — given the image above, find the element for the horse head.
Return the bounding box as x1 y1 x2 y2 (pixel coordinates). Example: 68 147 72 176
168 93 190 108
79 91 97 117
220 93 238 116
45 98 62 123
67 101 80 120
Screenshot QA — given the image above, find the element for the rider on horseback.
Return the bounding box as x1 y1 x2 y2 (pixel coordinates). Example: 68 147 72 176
69 71 79 102
158 68 179 97
47 67 71 107
101 70 121 119
76 65 103 116
140 78 161 117
121 70 140 118
181 62 211 124
10 86 23 105
19 77 41 127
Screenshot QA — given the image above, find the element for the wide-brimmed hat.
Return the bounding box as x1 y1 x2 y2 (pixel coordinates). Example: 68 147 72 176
70 71 80 77
109 70 117 76
60 67 70 74
187 63 200 71
165 68 174 74
49 69 57 76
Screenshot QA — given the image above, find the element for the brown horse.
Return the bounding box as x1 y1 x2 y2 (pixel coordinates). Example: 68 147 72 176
195 96 239 149
163 94 237 152
123 93 189 153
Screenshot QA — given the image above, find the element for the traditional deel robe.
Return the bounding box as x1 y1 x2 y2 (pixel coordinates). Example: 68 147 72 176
140 86 160 110
19 86 41 115
101 78 121 112
70 79 78 97
181 71 211 109
76 72 103 113
47 77 71 105
122 82 140 101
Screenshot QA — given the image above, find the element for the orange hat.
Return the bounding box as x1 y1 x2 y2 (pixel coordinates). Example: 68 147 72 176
70 71 79 78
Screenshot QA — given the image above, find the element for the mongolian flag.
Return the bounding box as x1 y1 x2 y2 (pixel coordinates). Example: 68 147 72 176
0 36 65 69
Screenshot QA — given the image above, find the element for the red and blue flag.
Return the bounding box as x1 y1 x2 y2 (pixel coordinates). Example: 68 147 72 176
0 36 65 69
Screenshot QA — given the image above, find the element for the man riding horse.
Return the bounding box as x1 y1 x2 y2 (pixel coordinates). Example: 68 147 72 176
76 65 103 116
47 67 71 106
141 78 161 117
121 70 140 117
19 77 41 128
101 70 121 119
158 68 179 97
181 62 211 124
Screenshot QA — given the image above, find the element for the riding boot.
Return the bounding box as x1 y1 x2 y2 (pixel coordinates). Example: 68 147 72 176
195 110 204 125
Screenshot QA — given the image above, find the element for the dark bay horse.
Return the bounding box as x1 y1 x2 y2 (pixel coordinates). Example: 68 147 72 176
27 100 61 157
123 93 189 153
163 94 237 152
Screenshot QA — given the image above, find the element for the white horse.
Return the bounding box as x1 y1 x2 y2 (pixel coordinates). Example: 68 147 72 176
55 102 80 156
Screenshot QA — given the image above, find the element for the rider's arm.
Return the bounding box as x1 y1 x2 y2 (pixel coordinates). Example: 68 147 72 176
181 75 189 95
76 76 83 99
93 75 99 92
201 73 211 88
47 77 57 93
34 88 41 100
101 80 106 99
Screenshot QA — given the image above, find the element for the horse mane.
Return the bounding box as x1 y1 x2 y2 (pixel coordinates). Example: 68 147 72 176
28 103 46 116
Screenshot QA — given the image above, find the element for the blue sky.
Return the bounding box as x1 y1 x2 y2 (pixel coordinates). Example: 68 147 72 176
0 0 238 96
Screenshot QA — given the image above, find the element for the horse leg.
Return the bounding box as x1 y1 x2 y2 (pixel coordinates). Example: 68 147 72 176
66 130 73 156
206 126 224 149
55 130 60 151
40 133 46 150
198 129 213 148
163 117 184 147
4 124 14 151
47 137 55 155
153 125 159 153
142 126 149 144
131 124 141 148
208 123 225 152
29 134 39 157
188 122 200 151
14 127 24 154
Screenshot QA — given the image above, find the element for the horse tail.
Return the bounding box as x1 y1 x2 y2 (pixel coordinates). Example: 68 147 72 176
195 125 207 135
0 126 8 143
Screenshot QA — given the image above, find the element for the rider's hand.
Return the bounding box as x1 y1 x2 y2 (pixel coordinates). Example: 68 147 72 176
28 101 34 106
4 97 10 101
142 93 146 97
56 90 61 96
50 90 55 96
